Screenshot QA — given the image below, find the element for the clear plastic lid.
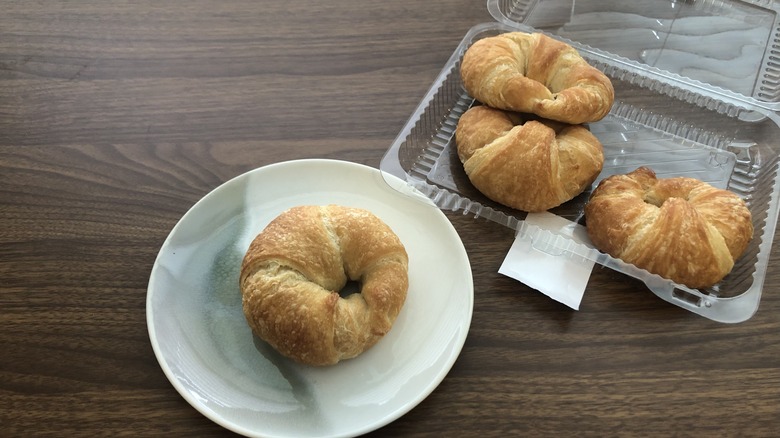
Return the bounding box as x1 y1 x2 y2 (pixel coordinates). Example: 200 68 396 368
487 0 780 119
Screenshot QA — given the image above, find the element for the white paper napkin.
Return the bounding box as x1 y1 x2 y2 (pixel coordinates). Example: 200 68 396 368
498 212 595 310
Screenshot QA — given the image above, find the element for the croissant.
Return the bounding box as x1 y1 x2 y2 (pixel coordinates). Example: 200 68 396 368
460 31 614 124
455 105 604 212
239 205 408 366
584 167 753 289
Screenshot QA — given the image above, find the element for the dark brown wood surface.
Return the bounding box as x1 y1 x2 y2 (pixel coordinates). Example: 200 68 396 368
1 1 778 437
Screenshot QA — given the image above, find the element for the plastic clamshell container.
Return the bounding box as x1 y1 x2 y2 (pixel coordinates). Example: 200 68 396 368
380 0 780 323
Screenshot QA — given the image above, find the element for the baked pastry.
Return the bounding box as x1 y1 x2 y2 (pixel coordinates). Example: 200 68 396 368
455 105 604 212
460 31 614 124
240 205 409 366
584 167 753 288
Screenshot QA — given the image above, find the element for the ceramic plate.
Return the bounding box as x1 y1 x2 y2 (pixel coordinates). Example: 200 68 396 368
146 159 473 438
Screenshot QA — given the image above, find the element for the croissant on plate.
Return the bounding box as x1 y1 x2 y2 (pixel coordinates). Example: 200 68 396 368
584 167 754 288
460 31 614 124
240 205 409 366
455 105 604 212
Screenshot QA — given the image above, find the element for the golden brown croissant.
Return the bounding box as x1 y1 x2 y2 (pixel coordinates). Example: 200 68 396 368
460 31 614 124
584 167 753 289
240 205 408 366
455 105 604 212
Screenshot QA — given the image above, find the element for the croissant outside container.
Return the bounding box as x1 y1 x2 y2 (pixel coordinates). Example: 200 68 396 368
380 0 780 323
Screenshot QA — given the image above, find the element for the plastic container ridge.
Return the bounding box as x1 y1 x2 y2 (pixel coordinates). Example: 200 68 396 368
380 0 780 322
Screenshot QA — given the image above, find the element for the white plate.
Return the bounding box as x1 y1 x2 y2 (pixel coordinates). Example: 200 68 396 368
146 159 474 438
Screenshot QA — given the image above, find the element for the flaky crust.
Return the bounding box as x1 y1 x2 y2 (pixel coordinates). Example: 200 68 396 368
455 105 604 212
584 167 753 289
460 32 614 124
239 205 408 366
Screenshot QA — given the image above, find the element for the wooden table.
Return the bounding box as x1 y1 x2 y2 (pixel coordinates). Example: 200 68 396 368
2 1 778 436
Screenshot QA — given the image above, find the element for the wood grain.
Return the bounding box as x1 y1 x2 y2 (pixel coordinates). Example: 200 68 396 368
1 1 779 437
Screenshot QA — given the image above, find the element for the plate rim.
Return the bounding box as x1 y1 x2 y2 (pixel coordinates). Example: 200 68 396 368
146 158 474 438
